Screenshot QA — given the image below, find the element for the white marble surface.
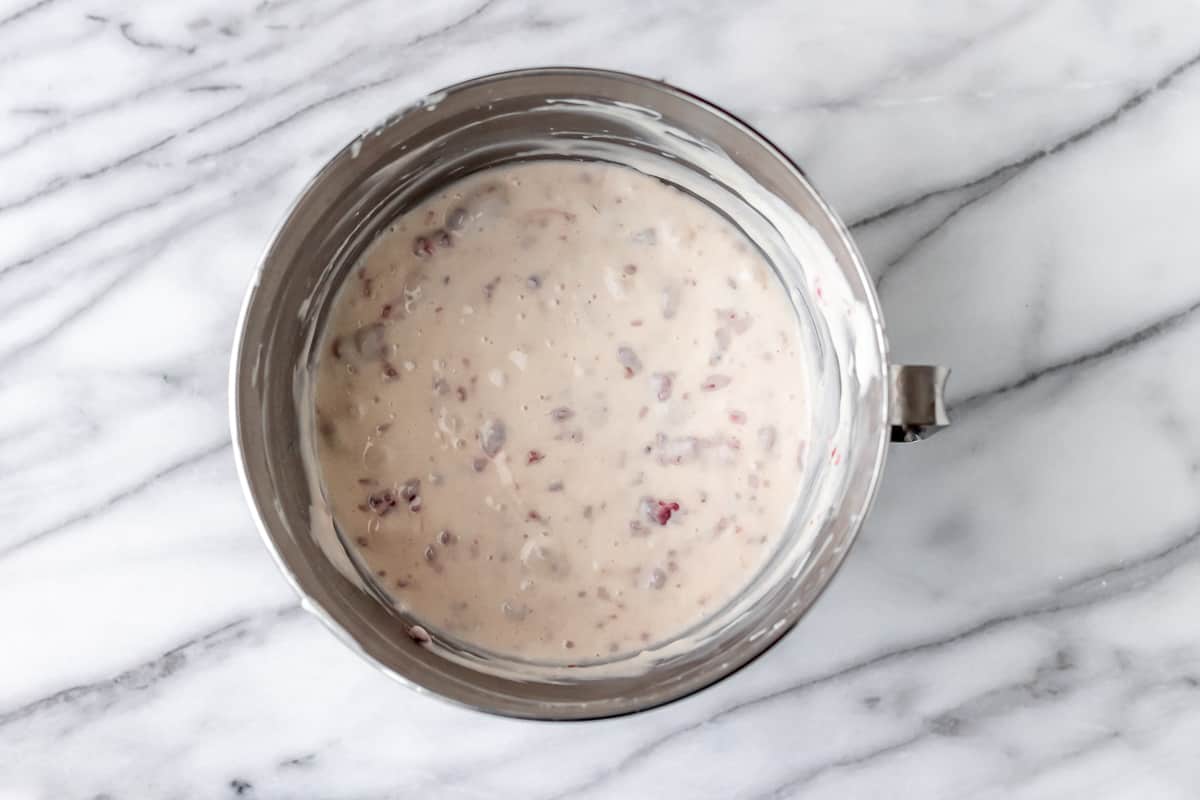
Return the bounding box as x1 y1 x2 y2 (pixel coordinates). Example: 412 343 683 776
3 0 1200 796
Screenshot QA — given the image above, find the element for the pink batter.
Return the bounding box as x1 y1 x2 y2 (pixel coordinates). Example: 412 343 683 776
313 160 809 662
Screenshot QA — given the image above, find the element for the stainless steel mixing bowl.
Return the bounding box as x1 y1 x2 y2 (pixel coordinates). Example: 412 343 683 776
230 67 948 719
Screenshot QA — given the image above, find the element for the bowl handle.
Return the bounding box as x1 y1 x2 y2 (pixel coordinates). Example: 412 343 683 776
889 365 950 443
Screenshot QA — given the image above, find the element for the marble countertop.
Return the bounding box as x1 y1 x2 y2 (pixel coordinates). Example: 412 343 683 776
4 0 1200 797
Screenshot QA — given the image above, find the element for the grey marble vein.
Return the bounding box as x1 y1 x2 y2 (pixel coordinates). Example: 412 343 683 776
751 731 929 799
0 0 57 29
853 42 1200 260
954 292 1200 416
118 20 199 54
0 605 300 730
1 178 202 277
0 132 179 214
0 438 230 559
